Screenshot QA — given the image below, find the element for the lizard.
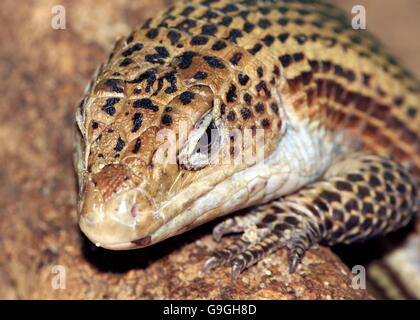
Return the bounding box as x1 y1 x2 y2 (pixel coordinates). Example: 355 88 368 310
74 0 420 279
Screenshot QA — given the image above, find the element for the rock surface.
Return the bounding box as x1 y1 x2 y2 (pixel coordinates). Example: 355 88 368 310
1 0 419 300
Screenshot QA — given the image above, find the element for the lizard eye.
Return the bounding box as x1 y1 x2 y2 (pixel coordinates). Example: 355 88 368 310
178 112 221 170
194 119 218 155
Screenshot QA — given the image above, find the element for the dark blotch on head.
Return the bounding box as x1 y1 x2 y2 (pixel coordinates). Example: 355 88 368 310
176 18 197 32
219 16 233 27
270 103 278 113
240 107 252 120
162 114 172 126
122 43 143 57
257 66 264 77
226 84 237 103
146 28 159 39
225 29 242 43
262 34 275 46
179 91 195 105
114 137 126 152
248 43 262 55
105 79 124 93
278 18 289 26
309 60 319 72
258 18 271 29
181 6 195 16
255 103 264 113
190 35 209 46
131 113 143 132
145 54 164 65
238 73 249 86
202 24 217 36
227 111 236 121
193 71 208 80
167 30 181 45
120 58 133 67
261 118 270 128
212 40 227 51
244 93 252 105
133 98 159 112
132 138 141 153
256 81 269 96
165 86 177 94
177 51 199 69
155 46 169 58
243 22 255 33
201 9 219 19
278 33 289 43
127 68 157 84
279 54 292 67
294 34 307 45
221 3 238 13
293 52 304 62
101 97 120 116
230 52 242 65
203 56 225 69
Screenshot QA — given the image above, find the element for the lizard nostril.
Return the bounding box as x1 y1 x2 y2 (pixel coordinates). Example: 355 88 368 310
130 205 137 218
92 164 137 202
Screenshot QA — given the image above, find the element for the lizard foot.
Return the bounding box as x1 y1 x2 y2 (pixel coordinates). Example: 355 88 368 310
202 204 317 278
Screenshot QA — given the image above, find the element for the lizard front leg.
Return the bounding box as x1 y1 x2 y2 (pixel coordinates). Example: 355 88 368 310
203 152 419 278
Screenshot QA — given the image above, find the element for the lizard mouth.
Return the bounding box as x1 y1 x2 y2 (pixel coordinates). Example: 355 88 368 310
81 236 151 250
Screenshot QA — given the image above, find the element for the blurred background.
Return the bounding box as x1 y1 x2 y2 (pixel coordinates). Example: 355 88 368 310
0 0 419 299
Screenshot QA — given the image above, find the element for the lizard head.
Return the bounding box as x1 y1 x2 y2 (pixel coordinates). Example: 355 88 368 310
74 34 288 250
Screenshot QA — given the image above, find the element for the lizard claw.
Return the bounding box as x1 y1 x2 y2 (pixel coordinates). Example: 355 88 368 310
202 256 221 273
289 252 300 273
231 261 245 280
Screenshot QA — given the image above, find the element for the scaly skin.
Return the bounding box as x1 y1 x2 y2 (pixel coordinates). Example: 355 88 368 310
74 0 420 276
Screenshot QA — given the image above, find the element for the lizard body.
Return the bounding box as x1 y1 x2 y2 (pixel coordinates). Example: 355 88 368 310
74 0 420 276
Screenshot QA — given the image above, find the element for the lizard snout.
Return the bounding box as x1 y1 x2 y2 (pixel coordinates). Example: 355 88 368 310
78 164 158 249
